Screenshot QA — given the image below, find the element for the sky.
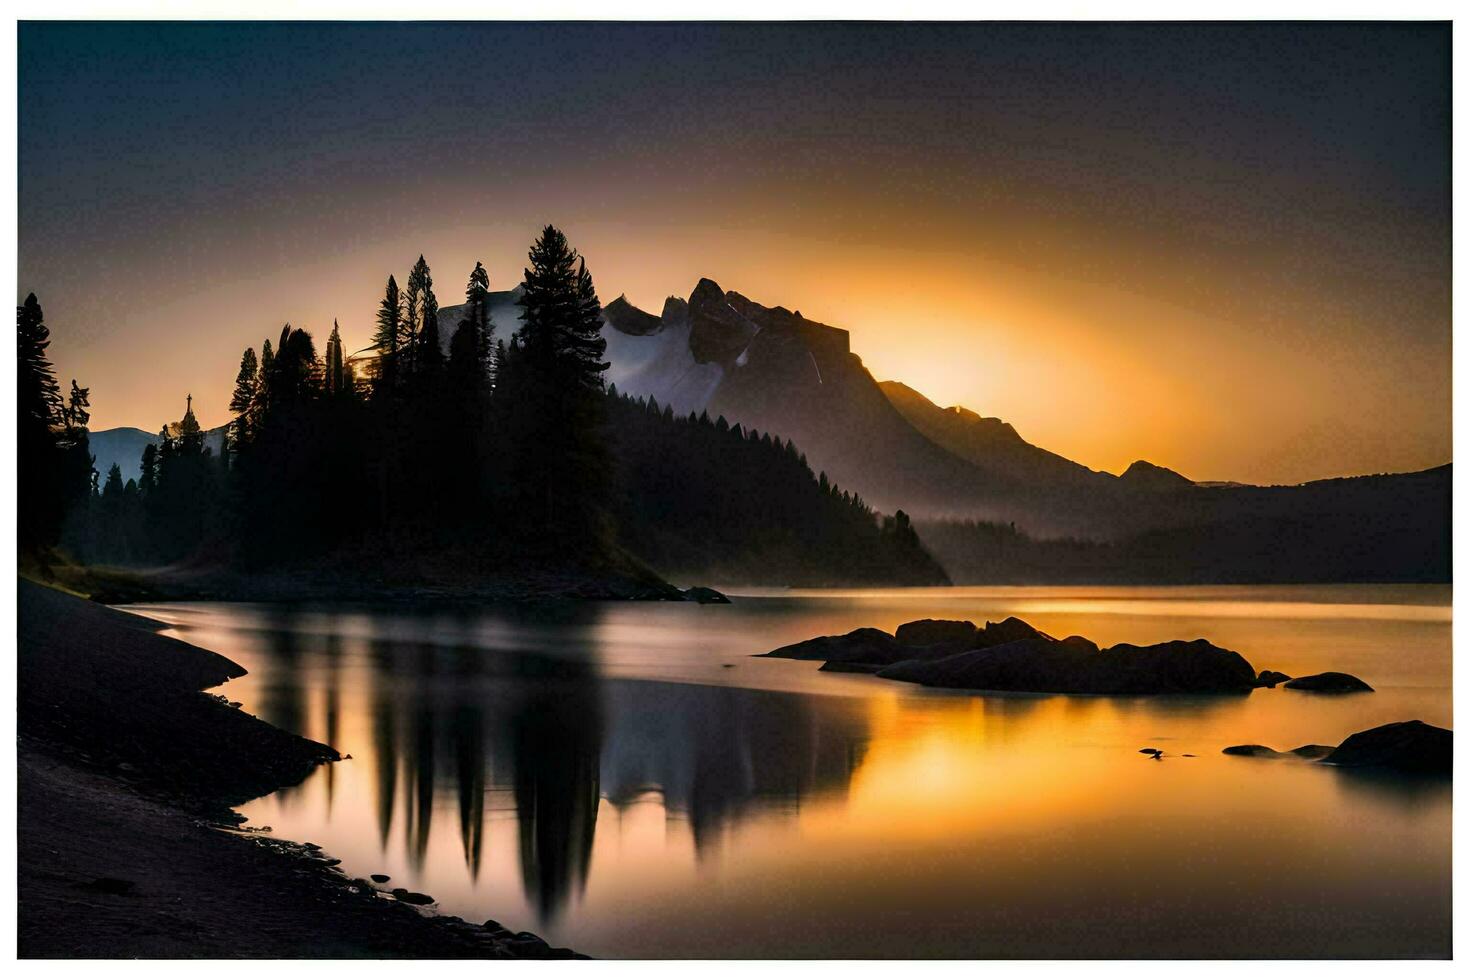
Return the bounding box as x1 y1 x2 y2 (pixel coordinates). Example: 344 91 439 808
18 21 1450 484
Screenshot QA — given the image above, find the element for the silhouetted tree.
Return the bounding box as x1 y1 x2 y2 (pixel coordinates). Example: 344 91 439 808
506 225 611 549
229 347 259 447
323 320 349 397
404 255 437 380
138 443 158 496
372 276 403 395
449 261 494 395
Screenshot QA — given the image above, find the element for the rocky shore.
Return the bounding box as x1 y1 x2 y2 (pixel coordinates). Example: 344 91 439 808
17 579 574 958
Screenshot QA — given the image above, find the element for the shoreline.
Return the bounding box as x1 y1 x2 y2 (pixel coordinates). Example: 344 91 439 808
17 579 577 958
27 559 725 607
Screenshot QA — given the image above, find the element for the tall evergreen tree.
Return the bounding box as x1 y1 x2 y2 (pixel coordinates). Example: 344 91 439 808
229 347 259 446
57 379 96 521
509 225 611 546
17 294 64 553
404 256 437 380
449 261 494 394
139 442 158 496
373 275 403 395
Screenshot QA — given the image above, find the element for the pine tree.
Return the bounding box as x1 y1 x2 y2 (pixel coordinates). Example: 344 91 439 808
509 225 612 547
58 379 96 518
404 256 437 380
17 293 64 553
139 442 158 495
229 347 259 446
102 463 124 498
449 261 494 395
373 275 402 394
17 293 61 436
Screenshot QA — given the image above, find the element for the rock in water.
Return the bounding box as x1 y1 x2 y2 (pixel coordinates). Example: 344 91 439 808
1289 744 1335 760
894 619 979 648
759 627 902 666
683 586 730 604
1284 672 1374 693
818 660 885 674
391 888 435 905
976 616 1054 647
764 617 1066 673
1256 669 1292 688
1223 744 1285 758
878 636 1257 695
1322 720 1451 774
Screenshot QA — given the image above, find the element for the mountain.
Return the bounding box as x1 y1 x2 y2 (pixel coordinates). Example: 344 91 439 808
1117 459 1194 491
571 279 1195 536
557 279 1446 559
89 424 228 484
919 464 1451 583
86 428 155 484
879 380 1117 489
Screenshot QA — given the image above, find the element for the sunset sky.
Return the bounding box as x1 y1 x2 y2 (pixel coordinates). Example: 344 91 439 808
18 21 1449 485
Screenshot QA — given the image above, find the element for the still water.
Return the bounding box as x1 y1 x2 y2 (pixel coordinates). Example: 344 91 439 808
130 586 1451 958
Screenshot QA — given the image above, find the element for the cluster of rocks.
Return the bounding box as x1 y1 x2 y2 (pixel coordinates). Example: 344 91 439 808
1222 720 1452 775
761 615 1373 697
323 864 578 958
242 838 582 958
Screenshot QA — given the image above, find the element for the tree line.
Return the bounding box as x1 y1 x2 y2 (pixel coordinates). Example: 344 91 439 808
20 224 946 588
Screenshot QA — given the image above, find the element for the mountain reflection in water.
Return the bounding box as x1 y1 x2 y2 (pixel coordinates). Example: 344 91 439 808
131 588 1450 958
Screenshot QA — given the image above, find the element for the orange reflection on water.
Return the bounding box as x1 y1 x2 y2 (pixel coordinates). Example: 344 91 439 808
129 586 1450 958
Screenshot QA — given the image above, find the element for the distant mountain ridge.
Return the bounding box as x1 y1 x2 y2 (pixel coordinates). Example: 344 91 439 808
89 424 228 484
573 279 1447 550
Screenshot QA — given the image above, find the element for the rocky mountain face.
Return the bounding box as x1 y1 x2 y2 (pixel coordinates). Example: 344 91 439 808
569 279 1447 550
579 279 1206 535
377 278 1451 555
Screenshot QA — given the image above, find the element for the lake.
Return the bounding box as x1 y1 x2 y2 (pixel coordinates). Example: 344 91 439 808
129 585 1451 958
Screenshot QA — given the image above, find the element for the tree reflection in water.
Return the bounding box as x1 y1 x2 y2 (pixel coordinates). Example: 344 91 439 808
248 606 871 925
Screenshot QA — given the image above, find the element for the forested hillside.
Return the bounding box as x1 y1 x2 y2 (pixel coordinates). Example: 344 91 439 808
22 227 945 592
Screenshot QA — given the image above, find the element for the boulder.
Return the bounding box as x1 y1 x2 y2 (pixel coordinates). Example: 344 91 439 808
1256 670 1291 688
1322 720 1451 774
894 618 978 648
1223 744 1284 758
760 628 902 666
878 636 1257 695
1284 672 1374 693
1223 743 1334 760
1290 744 1335 760
818 661 885 674
391 888 435 905
976 616 1051 647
